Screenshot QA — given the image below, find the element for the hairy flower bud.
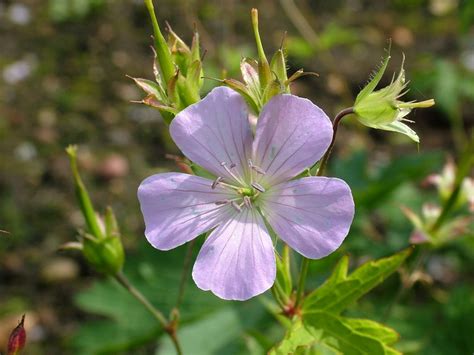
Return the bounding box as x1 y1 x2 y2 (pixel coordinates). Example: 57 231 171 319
7 315 26 355
354 51 435 143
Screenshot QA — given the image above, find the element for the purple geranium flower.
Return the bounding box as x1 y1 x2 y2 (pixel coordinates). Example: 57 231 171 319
138 87 354 301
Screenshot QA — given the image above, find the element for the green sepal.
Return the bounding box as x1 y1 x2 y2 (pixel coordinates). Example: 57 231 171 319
82 233 125 275
270 48 289 92
223 78 260 114
355 48 391 105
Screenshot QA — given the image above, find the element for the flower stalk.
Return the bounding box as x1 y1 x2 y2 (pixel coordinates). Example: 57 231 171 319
114 272 183 355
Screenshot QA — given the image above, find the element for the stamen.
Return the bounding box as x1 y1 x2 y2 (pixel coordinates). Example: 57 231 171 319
221 161 244 184
231 201 242 212
251 182 266 193
212 176 223 189
243 196 252 209
219 181 242 191
248 159 266 175
214 199 229 205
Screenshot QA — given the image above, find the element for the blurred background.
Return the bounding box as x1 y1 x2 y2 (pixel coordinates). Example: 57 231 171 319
1 0 473 354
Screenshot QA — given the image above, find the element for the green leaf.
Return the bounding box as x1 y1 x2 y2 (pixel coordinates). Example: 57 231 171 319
72 246 225 354
269 320 316 355
156 308 243 355
343 318 399 345
304 312 400 355
303 249 411 314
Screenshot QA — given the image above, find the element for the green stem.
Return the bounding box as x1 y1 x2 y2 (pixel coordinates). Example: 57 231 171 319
294 257 310 308
114 272 183 355
317 107 354 176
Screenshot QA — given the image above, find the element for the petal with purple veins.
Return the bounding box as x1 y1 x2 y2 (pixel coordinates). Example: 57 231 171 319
192 208 276 301
138 173 236 250
252 95 333 186
261 177 354 259
170 87 253 184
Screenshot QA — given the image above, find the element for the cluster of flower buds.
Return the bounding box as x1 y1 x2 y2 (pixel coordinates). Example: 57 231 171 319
223 9 316 114
63 145 125 275
130 0 203 124
402 157 473 246
353 50 435 143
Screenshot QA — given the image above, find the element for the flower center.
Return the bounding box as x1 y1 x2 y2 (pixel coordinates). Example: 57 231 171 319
211 160 267 212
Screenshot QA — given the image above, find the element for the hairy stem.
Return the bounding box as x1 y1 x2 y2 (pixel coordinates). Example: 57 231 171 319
114 272 183 355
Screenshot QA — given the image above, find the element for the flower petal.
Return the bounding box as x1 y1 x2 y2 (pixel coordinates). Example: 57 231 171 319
261 177 354 259
192 208 276 300
252 94 333 186
138 173 236 250
170 87 253 184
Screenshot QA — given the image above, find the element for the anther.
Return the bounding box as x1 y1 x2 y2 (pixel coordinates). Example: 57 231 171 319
251 182 266 193
212 176 223 189
230 201 242 212
214 200 229 205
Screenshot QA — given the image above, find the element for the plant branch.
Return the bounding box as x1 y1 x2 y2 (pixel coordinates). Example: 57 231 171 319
317 107 354 177
114 272 183 355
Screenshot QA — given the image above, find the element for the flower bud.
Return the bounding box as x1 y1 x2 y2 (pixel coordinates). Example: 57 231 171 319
82 232 125 275
7 315 26 355
130 1 203 123
66 146 125 275
223 9 314 113
354 51 435 143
